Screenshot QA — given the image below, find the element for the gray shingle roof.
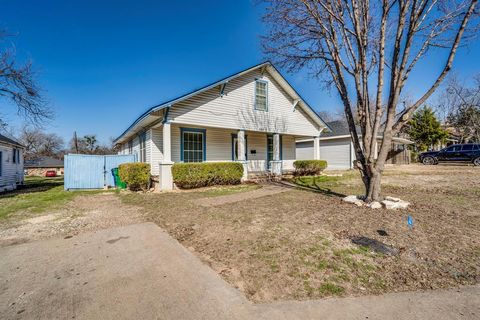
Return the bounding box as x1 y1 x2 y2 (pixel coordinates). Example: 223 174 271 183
24 156 64 168
0 134 24 148
322 120 361 137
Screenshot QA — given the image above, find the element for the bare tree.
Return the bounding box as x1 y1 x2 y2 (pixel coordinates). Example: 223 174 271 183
261 0 479 201
439 75 480 142
19 126 64 160
0 30 51 125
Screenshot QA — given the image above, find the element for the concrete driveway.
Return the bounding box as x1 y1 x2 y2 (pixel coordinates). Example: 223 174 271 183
1 223 478 320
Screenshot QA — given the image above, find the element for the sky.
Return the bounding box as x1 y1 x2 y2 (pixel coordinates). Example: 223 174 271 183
1 0 480 144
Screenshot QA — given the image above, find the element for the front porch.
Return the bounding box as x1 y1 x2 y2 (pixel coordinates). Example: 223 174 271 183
151 123 319 190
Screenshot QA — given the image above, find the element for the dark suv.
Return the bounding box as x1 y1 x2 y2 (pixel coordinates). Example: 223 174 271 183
420 144 480 166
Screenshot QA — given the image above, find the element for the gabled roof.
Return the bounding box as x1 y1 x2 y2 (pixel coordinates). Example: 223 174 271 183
321 120 361 137
0 133 24 148
114 61 331 144
24 156 64 168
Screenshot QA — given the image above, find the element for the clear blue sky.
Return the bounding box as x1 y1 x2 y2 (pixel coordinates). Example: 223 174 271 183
2 0 480 144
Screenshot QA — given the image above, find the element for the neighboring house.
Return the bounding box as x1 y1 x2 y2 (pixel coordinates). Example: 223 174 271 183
24 157 64 176
296 120 414 169
0 134 25 192
115 62 330 190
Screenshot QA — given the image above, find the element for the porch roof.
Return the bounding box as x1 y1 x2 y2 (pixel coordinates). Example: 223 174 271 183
113 62 332 145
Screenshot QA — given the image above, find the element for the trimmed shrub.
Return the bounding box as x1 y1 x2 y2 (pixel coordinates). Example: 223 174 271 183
118 162 151 191
172 162 244 189
293 160 327 176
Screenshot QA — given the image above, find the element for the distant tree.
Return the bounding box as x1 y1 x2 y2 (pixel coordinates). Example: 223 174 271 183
261 0 479 201
69 134 114 155
438 76 480 143
0 30 51 125
406 106 448 151
19 126 64 160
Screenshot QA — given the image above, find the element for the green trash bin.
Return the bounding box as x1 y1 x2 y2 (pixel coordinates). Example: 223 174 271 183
112 168 127 189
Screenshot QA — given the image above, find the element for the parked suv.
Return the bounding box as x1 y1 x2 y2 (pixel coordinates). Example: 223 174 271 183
420 144 480 166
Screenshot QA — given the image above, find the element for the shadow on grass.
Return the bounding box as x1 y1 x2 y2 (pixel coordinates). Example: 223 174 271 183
276 176 347 198
0 177 64 199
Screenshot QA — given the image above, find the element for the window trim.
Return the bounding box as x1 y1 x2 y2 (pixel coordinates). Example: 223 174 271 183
254 79 268 111
231 133 248 161
180 127 206 162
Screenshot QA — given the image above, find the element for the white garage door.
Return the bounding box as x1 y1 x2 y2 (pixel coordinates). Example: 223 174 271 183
319 138 352 169
295 141 314 160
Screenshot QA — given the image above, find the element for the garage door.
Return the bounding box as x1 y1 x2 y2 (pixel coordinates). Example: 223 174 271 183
319 139 352 169
295 141 314 160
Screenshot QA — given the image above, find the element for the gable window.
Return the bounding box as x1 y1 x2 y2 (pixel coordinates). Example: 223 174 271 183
255 80 268 111
181 128 206 162
139 132 147 162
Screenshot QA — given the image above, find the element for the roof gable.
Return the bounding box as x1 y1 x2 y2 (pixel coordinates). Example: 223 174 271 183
0 134 24 148
114 62 330 143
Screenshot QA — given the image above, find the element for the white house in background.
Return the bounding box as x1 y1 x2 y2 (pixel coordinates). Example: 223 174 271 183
0 134 25 192
115 62 330 190
296 120 414 170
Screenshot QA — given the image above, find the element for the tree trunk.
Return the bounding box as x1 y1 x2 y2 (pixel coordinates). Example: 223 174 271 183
364 171 382 202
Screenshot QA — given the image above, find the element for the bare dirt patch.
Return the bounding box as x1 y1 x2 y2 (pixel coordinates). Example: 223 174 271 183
0 193 143 246
120 165 480 302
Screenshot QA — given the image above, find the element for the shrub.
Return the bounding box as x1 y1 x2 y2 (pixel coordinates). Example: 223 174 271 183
118 162 151 191
293 160 327 176
172 162 244 189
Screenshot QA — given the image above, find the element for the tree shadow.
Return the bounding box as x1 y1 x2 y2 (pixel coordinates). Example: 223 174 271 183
274 177 347 198
0 178 64 199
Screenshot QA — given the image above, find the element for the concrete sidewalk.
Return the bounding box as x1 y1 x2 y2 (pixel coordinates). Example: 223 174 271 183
0 223 478 320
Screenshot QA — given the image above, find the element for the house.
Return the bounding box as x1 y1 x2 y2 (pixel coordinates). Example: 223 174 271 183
114 62 330 190
24 156 64 176
296 120 414 169
0 134 25 192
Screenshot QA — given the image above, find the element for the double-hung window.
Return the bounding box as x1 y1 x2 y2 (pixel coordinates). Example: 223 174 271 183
255 80 268 111
13 148 17 163
181 129 205 162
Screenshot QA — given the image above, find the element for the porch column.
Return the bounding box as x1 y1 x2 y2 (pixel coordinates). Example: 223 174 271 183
159 122 173 191
237 130 248 181
313 136 321 160
272 133 282 175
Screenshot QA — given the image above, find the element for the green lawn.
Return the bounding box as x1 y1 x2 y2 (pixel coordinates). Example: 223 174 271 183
0 176 108 219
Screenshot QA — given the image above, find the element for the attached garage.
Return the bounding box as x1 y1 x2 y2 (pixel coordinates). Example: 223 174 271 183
295 137 353 170
319 138 353 169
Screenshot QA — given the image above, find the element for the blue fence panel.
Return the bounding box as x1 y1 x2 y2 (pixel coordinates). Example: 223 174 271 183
64 154 137 190
64 154 105 190
104 154 136 187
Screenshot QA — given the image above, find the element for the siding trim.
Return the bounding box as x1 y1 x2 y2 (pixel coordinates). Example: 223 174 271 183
180 127 207 162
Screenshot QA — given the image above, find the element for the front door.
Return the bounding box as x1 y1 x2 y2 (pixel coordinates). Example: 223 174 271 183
267 135 273 170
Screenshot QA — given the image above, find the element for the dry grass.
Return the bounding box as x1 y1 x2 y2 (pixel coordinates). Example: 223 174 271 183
120 164 480 302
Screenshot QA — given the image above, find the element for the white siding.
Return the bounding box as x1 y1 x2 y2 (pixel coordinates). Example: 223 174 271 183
282 135 296 170
150 127 163 175
296 138 354 169
168 69 321 137
0 143 24 191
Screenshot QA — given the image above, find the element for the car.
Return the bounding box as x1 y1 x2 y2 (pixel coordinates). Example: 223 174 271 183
45 170 57 177
420 144 480 166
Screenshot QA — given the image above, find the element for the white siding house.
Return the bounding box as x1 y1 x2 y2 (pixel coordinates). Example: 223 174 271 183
0 134 25 192
115 62 330 190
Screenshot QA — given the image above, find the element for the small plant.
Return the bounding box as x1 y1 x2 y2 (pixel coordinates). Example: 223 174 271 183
118 163 151 191
172 162 244 189
293 160 327 176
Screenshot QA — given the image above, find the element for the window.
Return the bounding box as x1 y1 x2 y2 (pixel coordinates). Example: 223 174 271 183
181 129 205 162
462 144 474 151
255 80 268 111
128 140 133 154
12 148 17 164
139 132 147 162
445 145 461 152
